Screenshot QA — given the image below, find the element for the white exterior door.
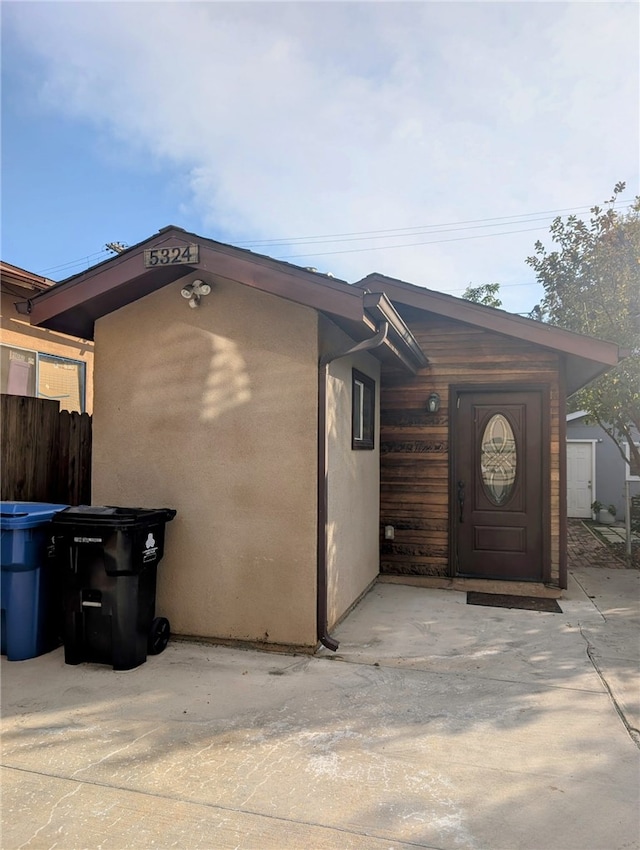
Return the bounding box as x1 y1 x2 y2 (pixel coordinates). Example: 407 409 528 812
567 441 595 518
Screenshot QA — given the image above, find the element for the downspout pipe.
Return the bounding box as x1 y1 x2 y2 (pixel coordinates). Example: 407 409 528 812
317 321 389 651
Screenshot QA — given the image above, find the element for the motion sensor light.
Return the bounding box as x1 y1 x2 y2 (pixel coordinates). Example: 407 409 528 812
192 280 211 296
181 279 212 307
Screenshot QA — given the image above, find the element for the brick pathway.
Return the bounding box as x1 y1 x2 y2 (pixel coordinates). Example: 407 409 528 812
567 518 629 570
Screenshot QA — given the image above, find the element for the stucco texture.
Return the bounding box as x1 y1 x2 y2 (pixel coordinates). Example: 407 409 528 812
92 276 319 647
321 318 381 629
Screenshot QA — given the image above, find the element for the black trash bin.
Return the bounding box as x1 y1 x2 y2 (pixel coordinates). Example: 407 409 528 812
52 506 176 671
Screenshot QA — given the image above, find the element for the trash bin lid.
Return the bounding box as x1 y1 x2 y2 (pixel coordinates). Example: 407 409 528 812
52 506 176 527
0 501 69 529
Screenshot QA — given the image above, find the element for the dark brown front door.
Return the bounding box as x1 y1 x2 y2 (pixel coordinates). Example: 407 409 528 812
453 389 547 581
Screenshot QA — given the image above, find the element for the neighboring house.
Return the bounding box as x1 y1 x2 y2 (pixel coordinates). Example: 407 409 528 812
566 411 640 520
27 226 621 651
0 261 94 413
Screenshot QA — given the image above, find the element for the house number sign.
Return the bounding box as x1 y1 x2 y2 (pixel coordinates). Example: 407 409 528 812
144 244 199 267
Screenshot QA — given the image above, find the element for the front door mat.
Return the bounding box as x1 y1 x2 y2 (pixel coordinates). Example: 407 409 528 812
467 592 562 613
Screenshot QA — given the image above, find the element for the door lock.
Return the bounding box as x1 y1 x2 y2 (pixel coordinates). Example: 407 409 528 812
457 480 465 523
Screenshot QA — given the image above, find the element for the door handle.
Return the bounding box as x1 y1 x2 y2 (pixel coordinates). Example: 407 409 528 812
457 480 465 523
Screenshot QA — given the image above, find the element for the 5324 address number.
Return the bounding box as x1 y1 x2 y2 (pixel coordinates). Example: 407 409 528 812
144 244 199 267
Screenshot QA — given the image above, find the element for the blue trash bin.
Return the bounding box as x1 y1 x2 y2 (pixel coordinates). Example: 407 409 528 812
1 501 68 661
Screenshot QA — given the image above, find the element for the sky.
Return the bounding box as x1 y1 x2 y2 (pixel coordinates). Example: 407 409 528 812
2 1 638 315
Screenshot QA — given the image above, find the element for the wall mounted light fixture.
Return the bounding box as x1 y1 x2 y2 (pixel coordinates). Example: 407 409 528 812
426 392 441 414
181 279 212 309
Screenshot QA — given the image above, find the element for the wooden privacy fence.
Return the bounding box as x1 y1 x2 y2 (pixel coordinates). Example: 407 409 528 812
1 394 92 505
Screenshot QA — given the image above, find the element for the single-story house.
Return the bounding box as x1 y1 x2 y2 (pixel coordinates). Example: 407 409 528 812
27 226 621 651
567 411 640 520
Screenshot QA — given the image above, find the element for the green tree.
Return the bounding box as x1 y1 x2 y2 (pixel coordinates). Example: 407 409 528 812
527 182 640 470
462 282 502 308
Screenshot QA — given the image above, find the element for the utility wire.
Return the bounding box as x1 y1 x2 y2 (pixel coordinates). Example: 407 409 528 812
37 249 112 276
34 197 636 278
276 225 550 260
447 280 542 294
237 200 636 247
248 214 560 249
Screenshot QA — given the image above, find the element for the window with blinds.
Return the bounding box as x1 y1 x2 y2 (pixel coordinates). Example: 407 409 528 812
1 345 85 413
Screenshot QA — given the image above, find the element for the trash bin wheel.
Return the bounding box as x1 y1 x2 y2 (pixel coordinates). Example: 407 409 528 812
148 617 170 655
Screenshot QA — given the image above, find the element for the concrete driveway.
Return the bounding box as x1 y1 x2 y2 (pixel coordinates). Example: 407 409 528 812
2 567 639 850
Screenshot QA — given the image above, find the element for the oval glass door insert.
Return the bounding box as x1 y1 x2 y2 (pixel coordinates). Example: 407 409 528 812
481 414 517 505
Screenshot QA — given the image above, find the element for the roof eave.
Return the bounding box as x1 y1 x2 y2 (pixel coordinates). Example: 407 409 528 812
357 272 621 390
27 225 425 375
29 226 365 340
1 261 52 293
564 357 619 396
362 291 429 374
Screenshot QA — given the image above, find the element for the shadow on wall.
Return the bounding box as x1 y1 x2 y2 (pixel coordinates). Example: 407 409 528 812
326 374 344 626
127 322 251 428
325 364 379 629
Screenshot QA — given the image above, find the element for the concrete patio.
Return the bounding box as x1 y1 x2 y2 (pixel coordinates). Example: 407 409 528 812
2 565 639 850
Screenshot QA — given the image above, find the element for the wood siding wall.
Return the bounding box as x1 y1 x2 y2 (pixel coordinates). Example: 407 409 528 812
379 312 562 584
1 394 92 505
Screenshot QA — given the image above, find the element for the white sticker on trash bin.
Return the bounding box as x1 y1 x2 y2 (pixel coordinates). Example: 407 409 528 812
143 532 158 563
74 537 103 543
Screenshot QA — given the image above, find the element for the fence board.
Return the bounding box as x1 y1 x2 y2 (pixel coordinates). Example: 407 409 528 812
1 394 92 504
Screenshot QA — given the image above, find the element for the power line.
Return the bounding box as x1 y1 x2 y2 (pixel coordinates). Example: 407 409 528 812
247 214 560 250
33 197 636 278
237 200 636 247
446 280 542 294
276 224 551 260
37 249 112 276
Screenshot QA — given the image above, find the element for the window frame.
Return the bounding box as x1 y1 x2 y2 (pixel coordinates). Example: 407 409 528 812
352 368 375 450
0 343 87 413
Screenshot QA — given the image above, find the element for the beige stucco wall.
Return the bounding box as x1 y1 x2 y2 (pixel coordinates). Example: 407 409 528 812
92 274 319 647
1 290 94 413
321 318 381 630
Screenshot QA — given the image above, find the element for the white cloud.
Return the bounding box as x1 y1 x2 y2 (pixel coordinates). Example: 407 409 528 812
5 1 639 312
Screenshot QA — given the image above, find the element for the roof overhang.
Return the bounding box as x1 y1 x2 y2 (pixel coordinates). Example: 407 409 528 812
357 273 621 395
363 292 429 373
28 227 426 375
566 410 589 422
29 228 617 391
1 261 53 300
28 227 365 339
